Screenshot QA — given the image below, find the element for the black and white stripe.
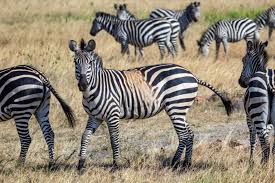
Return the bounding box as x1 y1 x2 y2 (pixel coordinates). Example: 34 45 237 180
90 12 179 60
255 6 275 40
0 65 75 168
150 1 201 50
69 39 232 171
239 41 275 166
197 18 259 60
114 4 180 59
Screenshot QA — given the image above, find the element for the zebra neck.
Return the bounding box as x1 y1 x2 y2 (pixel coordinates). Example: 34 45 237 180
201 27 215 46
255 11 268 29
101 17 120 37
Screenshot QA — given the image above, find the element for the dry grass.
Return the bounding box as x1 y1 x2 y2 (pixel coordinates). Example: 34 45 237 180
0 0 275 182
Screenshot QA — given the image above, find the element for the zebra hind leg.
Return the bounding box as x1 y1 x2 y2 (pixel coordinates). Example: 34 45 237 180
157 42 166 60
35 97 55 170
15 113 33 165
179 33 186 51
247 117 256 167
258 129 270 165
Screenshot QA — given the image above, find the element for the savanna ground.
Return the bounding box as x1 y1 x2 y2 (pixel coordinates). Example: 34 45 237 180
0 0 275 182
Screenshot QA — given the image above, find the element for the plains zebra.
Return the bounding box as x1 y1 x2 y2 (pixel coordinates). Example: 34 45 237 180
197 18 259 60
68 39 232 171
0 65 75 168
255 7 275 40
90 12 179 60
149 1 201 50
114 4 180 58
238 41 275 166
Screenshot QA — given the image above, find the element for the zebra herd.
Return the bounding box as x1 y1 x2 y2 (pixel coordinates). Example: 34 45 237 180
1 2 275 173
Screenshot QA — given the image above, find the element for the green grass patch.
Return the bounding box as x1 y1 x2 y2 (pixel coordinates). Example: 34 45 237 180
204 7 266 23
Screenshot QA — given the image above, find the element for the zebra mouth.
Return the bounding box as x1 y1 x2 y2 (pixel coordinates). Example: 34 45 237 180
238 78 248 88
78 83 87 91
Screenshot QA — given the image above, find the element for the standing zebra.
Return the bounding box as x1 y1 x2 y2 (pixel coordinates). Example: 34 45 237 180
90 12 179 60
0 65 75 168
239 41 275 166
149 1 201 51
114 4 180 59
197 18 259 60
68 39 232 171
255 7 275 40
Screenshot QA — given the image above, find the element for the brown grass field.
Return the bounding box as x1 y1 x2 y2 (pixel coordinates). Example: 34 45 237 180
1 0 275 182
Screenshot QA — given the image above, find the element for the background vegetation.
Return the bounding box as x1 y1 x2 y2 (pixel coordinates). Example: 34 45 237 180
0 0 274 182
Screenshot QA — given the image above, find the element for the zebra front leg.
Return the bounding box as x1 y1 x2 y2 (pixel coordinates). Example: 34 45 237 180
78 117 102 172
247 117 256 167
222 39 228 61
15 113 32 165
268 27 273 40
107 117 120 171
157 42 166 60
121 42 130 58
179 33 186 51
215 40 221 61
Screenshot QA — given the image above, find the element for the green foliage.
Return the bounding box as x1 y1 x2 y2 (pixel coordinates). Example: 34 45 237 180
204 7 266 23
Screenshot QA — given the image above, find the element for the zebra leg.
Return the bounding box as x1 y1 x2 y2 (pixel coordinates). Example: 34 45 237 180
268 27 273 40
171 38 178 56
215 40 221 61
183 124 194 167
222 39 228 60
157 42 166 60
179 33 186 51
121 42 130 57
15 113 32 165
78 117 102 171
270 96 275 170
107 117 120 171
258 129 270 165
35 95 55 169
247 117 256 167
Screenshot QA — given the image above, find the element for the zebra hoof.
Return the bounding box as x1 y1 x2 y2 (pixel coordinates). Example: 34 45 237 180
48 162 57 171
171 161 180 171
182 160 191 168
77 159 86 173
16 158 25 167
110 163 119 173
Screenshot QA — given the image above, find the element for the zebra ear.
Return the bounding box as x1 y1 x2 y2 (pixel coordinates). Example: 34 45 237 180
247 41 253 51
69 40 78 52
114 4 118 10
86 39 96 52
260 41 268 52
122 3 127 9
262 41 268 48
196 40 201 46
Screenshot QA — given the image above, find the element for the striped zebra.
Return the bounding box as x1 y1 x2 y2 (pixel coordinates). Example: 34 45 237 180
90 12 179 60
149 1 201 51
238 41 274 166
197 18 259 60
255 7 275 40
68 39 232 171
0 65 75 168
114 4 180 59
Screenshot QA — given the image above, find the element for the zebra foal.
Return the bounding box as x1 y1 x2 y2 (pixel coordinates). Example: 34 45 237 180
68 39 232 172
197 18 259 60
239 41 275 166
0 65 75 168
90 12 179 60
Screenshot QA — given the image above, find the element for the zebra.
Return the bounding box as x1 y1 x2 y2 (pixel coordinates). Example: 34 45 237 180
255 7 275 40
90 12 179 60
0 65 75 168
149 1 201 51
238 40 275 166
68 39 233 171
113 4 180 59
197 18 259 60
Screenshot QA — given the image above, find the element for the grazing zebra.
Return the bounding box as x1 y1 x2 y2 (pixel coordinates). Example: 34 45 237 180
0 65 75 168
255 7 275 40
90 12 179 60
149 1 201 50
114 4 180 58
238 41 275 166
197 18 259 60
68 39 232 171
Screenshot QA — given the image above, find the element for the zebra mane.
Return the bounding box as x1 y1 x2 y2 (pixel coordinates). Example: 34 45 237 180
80 38 86 50
90 51 103 68
255 6 275 28
248 41 269 66
96 12 118 20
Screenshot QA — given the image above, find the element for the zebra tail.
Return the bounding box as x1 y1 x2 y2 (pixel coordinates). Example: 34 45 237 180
25 65 76 128
197 79 233 116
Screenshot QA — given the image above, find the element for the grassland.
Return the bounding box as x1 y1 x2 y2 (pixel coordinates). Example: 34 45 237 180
0 0 275 182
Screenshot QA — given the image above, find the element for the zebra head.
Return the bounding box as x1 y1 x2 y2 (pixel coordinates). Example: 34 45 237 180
186 1 201 22
90 12 104 36
268 7 275 28
69 39 102 92
114 3 133 20
238 41 269 88
196 39 209 57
